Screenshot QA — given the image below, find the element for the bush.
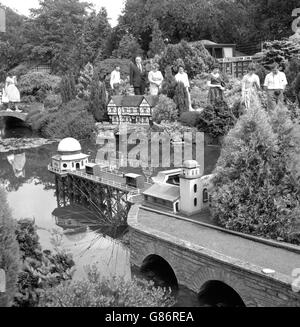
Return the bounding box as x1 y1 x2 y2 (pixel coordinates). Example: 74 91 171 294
43 100 96 139
179 111 201 127
14 219 75 307
39 265 174 307
152 95 177 124
19 72 61 103
28 99 95 139
44 93 62 108
196 100 236 138
211 104 300 242
159 40 214 79
0 188 21 307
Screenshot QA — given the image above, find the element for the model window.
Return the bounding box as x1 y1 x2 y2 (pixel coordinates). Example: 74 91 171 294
194 198 197 207
194 184 197 193
63 163 67 168
203 189 208 203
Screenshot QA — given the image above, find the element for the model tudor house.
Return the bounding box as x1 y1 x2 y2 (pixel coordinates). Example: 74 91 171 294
143 160 214 216
107 95 158 125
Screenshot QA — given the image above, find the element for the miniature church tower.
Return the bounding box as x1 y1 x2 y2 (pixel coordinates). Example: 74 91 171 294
179 160 206 216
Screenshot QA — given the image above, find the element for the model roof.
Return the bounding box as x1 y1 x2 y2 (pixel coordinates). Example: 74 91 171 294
109 95 158 107
143 183 180 202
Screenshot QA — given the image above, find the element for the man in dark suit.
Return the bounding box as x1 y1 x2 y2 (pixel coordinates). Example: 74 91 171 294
130 56 146 95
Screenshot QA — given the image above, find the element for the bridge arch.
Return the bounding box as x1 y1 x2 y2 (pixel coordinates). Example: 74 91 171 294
190 266 257 307
140 254 178 288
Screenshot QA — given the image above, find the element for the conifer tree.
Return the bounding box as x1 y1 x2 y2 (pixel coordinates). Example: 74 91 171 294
211 104 300 242
89 71 108 122
148 20 165 57
60 73 76 103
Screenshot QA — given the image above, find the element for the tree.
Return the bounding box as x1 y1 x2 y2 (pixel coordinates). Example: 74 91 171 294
173 82 189 116
76 62 94 100
148 20 165 57
152 95 178 123
0 188 21 307
112 33 143 59
159 40 212 79
25 0 92 73
89 71 108 122
39 265 174 307
211 104 300 242
60 73 76 103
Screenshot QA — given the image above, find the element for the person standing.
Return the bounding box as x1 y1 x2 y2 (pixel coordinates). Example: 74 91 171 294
207 64 225 105
264 63 288 111
175 66 193 111
110 66 121 95
241 63 261 110
5 75 21 112
148 63 164 96
130 56 146 95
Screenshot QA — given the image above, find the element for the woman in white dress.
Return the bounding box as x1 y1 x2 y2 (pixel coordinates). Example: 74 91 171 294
148 63 164 96
241 63 260 110
5 75 21 112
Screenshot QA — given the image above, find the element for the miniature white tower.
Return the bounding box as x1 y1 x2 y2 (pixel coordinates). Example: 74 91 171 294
179 160 203 216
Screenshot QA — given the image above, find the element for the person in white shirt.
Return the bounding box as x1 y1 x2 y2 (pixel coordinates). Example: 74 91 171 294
148 63 164 96
110 66 121 95
264 63 288 111
175 66 193 111
241 63 261 110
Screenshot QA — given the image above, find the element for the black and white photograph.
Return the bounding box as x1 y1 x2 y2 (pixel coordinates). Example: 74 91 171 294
0 0 300 315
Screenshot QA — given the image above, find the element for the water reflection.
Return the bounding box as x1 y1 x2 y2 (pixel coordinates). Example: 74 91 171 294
7 152 26 178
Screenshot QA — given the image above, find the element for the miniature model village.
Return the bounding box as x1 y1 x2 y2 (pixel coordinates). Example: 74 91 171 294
49 137 214 216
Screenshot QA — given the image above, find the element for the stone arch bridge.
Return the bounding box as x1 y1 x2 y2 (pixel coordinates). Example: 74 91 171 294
128 205 300 307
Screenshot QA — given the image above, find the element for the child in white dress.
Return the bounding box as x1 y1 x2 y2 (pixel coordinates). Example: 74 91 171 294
241 63 260 110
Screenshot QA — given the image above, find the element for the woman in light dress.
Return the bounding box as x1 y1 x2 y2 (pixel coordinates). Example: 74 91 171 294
5 75 21 112
241 63 260 110
148 63 164 96
175 66 193 111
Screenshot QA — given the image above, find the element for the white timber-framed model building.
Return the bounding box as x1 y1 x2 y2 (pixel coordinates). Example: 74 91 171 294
107 95 158 125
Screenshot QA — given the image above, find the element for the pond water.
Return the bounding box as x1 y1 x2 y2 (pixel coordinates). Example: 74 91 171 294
0 118 221 307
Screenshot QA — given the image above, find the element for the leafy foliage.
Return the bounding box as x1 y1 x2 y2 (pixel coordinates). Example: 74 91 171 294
13 219 75 307
179 112 201 128
0 188 21 307
39 265 174 307
27 99 95 139
112 34 143 60
152 95 178 124
211 104 300 243
18 72 61 103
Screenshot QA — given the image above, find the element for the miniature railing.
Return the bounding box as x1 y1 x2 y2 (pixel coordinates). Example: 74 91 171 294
69 170 141 194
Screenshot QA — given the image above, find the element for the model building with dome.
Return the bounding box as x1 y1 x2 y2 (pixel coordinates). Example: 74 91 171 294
50 137 89 173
